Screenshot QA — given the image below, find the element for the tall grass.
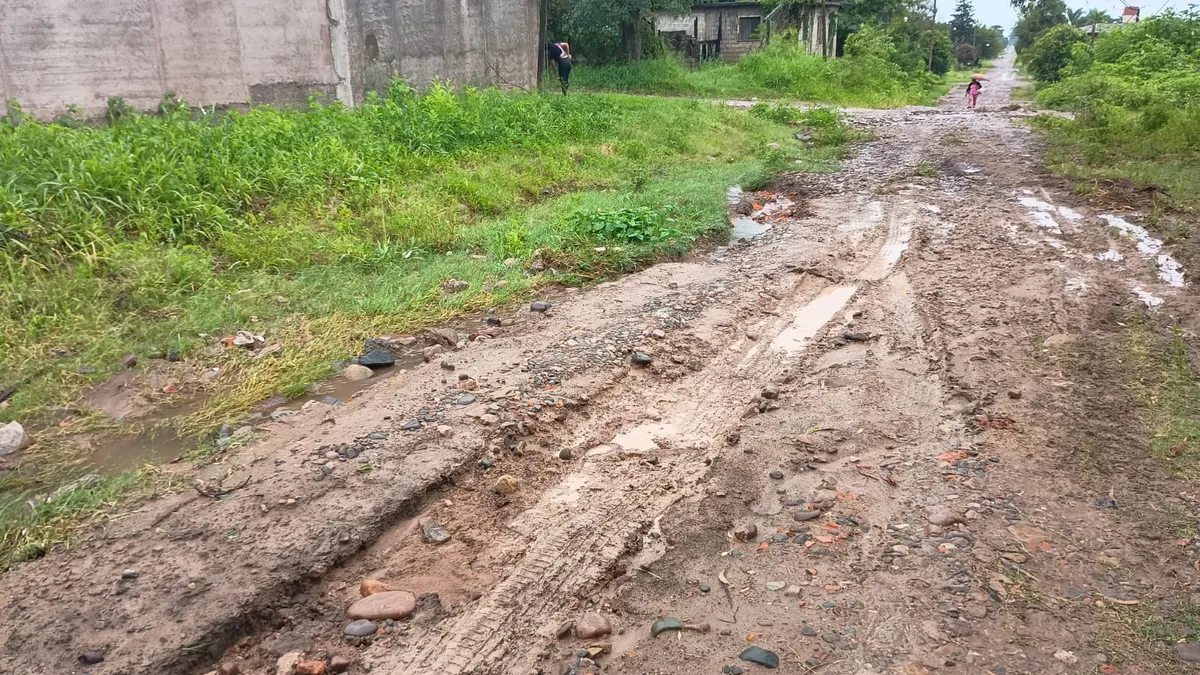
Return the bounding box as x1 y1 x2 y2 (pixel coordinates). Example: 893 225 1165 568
0 86 833 441
573 40 946 107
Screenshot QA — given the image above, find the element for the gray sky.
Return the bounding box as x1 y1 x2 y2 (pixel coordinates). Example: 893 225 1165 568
938 1 1197 30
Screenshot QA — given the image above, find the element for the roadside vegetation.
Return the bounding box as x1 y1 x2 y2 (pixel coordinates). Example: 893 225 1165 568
0 83 860 568
1022 10 1200 211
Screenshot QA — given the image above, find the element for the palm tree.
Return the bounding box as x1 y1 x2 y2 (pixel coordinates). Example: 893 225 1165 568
1066 7 1084 26
1082 9 1114 26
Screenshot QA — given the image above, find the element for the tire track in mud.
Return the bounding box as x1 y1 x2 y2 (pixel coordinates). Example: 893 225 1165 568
381 194 939 673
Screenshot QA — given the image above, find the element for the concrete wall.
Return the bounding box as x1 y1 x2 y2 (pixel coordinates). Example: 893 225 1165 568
0 0 540 119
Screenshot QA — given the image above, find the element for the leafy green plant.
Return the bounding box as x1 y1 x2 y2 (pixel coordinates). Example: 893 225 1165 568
571 206 682 244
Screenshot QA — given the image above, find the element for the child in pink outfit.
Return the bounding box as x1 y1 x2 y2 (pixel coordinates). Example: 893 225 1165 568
967 78 982 109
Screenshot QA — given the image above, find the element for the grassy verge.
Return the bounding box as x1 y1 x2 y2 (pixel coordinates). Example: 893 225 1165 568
1128 318 1200 480
0 86 855 569
571 42 950 107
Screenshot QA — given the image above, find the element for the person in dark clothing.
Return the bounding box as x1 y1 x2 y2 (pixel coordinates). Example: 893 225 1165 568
547 42 572 95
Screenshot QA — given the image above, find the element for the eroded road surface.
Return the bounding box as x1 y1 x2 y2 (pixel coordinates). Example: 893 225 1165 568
6 54 1200 675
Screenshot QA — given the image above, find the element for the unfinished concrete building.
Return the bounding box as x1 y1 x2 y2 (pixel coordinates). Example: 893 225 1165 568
0 0 541 119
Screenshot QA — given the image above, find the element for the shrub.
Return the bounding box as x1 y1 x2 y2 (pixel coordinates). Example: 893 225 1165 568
1023 24 1087 83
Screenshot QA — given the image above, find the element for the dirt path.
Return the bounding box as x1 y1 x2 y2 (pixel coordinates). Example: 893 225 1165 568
5 54 1199 675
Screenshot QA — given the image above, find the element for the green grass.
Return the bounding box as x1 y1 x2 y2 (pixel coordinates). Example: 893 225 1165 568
1128 320 1200 479
0 84 855 570
571 43 949 107
0 467 176 570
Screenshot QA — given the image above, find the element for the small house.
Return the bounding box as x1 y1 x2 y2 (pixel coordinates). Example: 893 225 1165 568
654 2 767 63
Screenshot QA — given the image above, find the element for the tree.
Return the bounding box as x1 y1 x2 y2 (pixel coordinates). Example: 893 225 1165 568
1066 8 1084 27
954 42 979 65
1011 0 1068 52
1023 23 1086 82
950 0 976 45
975 24 1006 59
554 0 690 63
1081 10 1115 26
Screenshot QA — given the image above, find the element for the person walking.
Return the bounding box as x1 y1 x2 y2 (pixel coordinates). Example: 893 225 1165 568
966 78 983 110
547 42 573 96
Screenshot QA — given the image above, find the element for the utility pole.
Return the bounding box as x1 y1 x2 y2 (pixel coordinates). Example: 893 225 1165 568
927 0 937 72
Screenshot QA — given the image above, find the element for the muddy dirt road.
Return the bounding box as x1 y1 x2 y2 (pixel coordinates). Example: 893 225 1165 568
5 54 1200 675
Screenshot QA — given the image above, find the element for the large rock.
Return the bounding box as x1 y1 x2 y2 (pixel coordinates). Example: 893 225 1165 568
347 590 417 621
0 421 24 456
343 364 373 381
358 350 396 369
575 612 612 639
928 507 966 527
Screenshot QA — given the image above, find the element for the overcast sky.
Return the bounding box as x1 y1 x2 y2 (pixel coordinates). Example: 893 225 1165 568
938 1 1197 30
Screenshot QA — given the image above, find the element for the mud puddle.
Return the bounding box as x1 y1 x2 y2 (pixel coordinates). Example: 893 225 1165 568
772 285 858 353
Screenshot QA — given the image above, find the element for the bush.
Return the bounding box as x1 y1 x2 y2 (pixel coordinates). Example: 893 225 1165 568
1023 24 1087 83
954 43 979 67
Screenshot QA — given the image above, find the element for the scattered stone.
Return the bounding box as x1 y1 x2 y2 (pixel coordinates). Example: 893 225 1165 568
218 664 241 675
276 652 302 675
328 656 351 673
401 420 421 431
965 602 988 618
0 421 25 456
79 652 104 665
295 662 327 675
575 612 612 639
458 377 478 391
419 517 451 544
843 332 871 342
784 585 802 597
360 578 391 597
480 413 500 425
437 425 453 437
1054 650 1078 665
493 475 519 495
765 581 786 591
347 590 417 621
734 523 758 542
1007 389 1023 400
343 364 373 381
632 352 653 366
793 509 822 522
651 618 684 637
478 459 495 469
121 569 140 579
457 394 476 406
557 448 573 460
821 632 839 644
739 646 780 669
890 544 910 556
422 345 444 361
699 584 711 593
345 619 378 637
769 470 784 480
1177 642 1200 663
121 354 138 369
761 383 780 400
530 301 551 313
439 361 456 371
443 279 469 294
359 350 396 369
928 507 966 527
683 621 711 633
801 625 818 637
722 667 745 675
